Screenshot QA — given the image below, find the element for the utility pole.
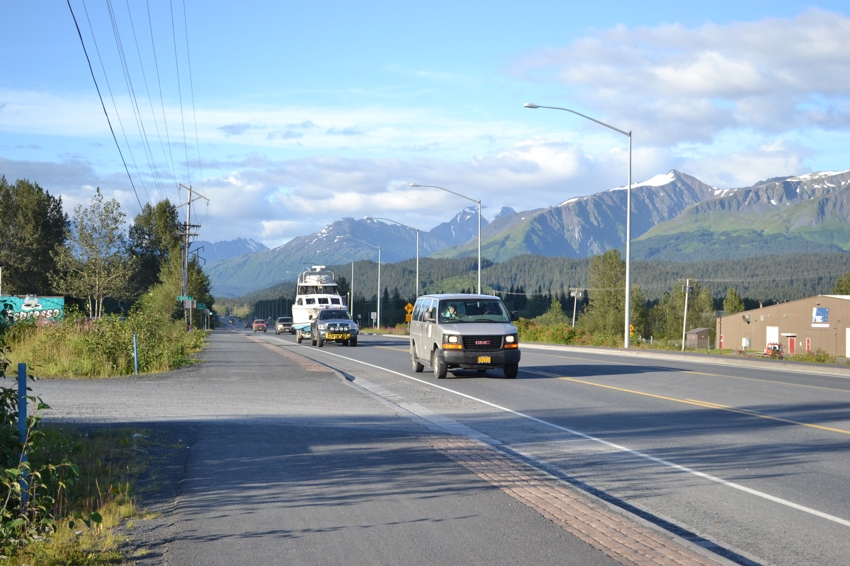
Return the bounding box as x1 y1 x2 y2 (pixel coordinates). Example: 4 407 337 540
177 184 209 329
681 279 692 351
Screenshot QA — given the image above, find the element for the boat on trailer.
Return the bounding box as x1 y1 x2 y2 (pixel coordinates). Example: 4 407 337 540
291 266 347 341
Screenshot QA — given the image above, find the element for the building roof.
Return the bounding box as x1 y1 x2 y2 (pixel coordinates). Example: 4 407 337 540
686 327 711 334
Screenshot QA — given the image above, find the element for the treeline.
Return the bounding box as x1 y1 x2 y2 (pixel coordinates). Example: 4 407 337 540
227 250 850 331
0 176 214 327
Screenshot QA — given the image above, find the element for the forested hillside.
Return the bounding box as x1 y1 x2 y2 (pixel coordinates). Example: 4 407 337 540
224 252 850 307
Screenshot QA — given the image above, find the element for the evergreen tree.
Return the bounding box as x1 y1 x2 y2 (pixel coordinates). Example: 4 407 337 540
580 250 626 334
128 199 180 295
723 287 745 314
0 177 69 295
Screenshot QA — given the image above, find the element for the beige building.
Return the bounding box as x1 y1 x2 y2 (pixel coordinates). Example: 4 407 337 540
716 295 850 356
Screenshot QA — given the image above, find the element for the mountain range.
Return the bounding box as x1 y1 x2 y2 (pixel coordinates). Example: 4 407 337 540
204 208 490 296
204 168 850 297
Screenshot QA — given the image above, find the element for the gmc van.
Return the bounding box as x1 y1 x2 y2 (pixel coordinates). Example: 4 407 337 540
409 294 521 379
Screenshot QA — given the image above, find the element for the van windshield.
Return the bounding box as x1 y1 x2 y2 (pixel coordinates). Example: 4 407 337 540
438 299 510 324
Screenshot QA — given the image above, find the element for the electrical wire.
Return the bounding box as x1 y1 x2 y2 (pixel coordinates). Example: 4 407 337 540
80 0 150 206
106 0 165 202
146 0 179 202
66 0 143 210
125 0 175 199
182 0 205 194
169 0 191 185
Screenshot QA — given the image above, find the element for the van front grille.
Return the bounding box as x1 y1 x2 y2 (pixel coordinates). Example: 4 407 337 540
462 335 502 351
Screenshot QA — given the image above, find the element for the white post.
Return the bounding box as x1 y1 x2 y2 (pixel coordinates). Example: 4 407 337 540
681 279 691 351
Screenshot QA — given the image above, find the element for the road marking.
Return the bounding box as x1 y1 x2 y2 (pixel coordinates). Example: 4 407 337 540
273 336 850 530
544 374 850 436
533 350 850 394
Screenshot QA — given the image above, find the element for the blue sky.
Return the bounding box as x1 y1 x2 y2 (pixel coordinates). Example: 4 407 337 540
2 1 849 247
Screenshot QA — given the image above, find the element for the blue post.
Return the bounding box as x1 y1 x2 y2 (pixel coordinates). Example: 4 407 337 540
133 334 139 375
17 363 28 506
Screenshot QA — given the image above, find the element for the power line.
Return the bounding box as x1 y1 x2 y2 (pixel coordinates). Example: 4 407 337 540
66 0 143 210
106 0 164 202
169 0 191 185
80 0 151 206
145 0 180 202
182 0 205 194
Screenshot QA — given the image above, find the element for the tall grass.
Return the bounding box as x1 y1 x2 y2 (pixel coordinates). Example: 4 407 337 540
6 306 206 378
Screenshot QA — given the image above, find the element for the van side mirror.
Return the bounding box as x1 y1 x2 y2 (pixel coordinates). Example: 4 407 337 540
511 311 519 322
424 311 434 322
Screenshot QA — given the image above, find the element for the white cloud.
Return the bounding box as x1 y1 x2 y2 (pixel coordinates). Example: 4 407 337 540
511 9 850 144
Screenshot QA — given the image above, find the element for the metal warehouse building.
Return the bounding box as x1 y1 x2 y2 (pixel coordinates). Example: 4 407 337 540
716 295 850 357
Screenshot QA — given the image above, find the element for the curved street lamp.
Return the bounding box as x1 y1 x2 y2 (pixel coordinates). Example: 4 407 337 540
341 236 381 329
524 102 633 348
409 183 481 294
365 216 419 298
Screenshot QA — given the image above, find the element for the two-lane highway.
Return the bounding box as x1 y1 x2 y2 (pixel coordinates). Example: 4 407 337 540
258 330 850 565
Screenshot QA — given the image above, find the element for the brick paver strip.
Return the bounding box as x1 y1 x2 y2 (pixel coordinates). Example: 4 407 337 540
423 436 720 566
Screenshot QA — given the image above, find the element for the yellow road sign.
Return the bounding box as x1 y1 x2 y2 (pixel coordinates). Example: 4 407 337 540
404 302 414 314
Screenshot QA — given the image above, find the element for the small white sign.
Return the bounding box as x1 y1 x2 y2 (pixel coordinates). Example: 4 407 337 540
370 311 377 320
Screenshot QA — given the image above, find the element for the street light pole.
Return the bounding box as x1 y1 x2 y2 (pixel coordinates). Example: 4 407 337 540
342 237 381 329
365 217 420 298
409 183 481 295
524 102 633 348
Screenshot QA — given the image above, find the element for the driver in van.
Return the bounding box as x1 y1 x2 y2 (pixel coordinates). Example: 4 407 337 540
443 303 459 319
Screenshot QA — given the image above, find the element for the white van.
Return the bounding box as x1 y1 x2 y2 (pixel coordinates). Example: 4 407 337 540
409 293 521 379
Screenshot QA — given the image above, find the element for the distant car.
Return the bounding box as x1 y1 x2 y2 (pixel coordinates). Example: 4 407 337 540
275 316 294 335
253 319 267 332
311 309 358 347
245 321 252 329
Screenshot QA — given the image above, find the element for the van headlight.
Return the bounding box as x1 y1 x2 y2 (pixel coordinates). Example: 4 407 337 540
443 334 462 349
505 334 518 349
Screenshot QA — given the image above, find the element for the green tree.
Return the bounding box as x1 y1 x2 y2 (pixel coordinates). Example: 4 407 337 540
51 189 137 318
581 250 625 334
0 177 69 295
723 287 745 314
128 199 180 295
833 273 850 295
534 296 569 325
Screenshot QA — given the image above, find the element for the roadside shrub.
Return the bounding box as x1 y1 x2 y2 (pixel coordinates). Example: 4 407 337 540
516 319 622 348
786 348 836 364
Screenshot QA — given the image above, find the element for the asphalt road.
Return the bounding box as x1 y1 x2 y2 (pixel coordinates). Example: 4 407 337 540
29 325 850 565
256 329 850 566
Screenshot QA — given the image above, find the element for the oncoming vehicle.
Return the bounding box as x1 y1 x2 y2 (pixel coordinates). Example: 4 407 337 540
252 319 267 332
275 316 295 335
307 308 358 347
409 294 520 379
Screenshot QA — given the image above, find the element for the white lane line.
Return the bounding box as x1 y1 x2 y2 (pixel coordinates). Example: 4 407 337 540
272 337 850 529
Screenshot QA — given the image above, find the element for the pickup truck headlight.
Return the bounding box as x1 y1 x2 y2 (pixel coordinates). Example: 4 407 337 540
318 323 327 330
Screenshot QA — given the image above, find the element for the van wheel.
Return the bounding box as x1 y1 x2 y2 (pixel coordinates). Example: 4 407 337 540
432 350 447 379
504 363 519 379
296 330 303 343
411 343 424 373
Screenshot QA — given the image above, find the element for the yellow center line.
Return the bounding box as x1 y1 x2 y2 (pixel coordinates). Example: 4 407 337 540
531 351 850 394
545 373 850 436
377 345 409 352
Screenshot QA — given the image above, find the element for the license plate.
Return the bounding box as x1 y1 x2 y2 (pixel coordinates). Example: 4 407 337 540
327 333 350 340
477 356 491 363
